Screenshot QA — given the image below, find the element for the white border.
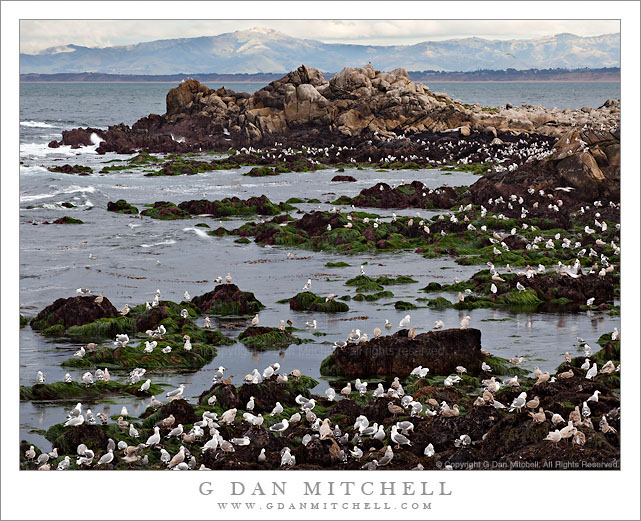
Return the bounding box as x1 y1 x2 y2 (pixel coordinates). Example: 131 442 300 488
2 2 639 520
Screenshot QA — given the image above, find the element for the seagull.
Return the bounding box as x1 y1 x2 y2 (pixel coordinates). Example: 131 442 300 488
119 303 130 316
509 392 527 412
269 419 290 433
586 363 598 380
325 387 336 401
385 319 392 330
145 426 161 447
481 362 492 372
220 408 237 424
544 430 562 443
434 320 445 330
168 447 186 469
378 446 394 466
166 424 184 439
459 316 471 329
587 390 601 403
95 449 114 466
166 384 185 399
76 288 92 296
399 314 411 328
390 425 412 448
270 402 283 416
183 291 191 302
516 282 526 292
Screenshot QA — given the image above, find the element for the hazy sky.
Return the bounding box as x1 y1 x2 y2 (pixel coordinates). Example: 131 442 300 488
20 19 620 53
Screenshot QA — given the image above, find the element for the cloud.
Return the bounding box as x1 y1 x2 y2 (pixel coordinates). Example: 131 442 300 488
19 19 620 54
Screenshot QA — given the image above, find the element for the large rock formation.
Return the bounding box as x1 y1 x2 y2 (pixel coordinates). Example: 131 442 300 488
327 328 485 377
53 64 619 154
31 296 118 330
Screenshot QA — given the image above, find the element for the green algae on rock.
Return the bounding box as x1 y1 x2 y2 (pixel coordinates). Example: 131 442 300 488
141 201 191 220
107 199 139 214
238 326 303 350
345 274 418 293
20 380 165 401
289 292 349 313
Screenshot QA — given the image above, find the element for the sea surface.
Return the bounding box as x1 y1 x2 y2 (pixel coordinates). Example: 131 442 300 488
18 81 620 450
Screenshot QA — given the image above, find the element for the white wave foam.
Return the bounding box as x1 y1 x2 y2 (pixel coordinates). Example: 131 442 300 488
20 142 77 157
183 227 212 239
19 185 97 203
20 120 56 128
140 239 177 248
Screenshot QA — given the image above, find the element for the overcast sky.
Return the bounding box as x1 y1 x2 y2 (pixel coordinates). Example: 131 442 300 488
20 19 620 54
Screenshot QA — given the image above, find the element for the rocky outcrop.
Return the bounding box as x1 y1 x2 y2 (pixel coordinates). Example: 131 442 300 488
31 296 118 330
350 181 459 209
52 64 619 154
470 127 620 209
191 284 263 316
328 328 485 377
331 175 357 182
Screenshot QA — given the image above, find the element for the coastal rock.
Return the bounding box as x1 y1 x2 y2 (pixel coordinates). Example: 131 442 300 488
157 398 197 427
51 424 108 455
54 64 618 154
107 199 139 214
330 175 357 182
326 328 484 377
134 306 169 332
192 284 263 316
31 296 118 330
351 181 459 209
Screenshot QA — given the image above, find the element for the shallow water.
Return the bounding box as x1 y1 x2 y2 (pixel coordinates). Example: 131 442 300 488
19 87 620 452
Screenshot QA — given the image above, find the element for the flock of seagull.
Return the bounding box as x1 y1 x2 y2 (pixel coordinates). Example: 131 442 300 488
28 325 620 470
29 155 620 470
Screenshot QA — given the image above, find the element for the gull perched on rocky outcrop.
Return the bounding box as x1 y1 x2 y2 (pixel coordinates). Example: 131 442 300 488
585 363 598 380
166 384 185 400
509 392 527 412
270 419 290 434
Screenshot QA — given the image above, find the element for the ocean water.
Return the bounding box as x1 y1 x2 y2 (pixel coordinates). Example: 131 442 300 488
18 81 620 451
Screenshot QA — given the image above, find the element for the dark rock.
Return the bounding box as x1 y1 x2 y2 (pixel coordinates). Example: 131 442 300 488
107 199 139 214
158 398 197 426
331 175 357 182
31 296 118 329
294 437 341 466
328 328 484 377
192 283 263 316
47 164 93 175
135 306 169 332
53 424 108 455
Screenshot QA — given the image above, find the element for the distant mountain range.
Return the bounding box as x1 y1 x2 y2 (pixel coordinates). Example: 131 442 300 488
20 28 620 75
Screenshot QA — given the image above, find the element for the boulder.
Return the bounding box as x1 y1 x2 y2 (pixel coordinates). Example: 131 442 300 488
327 328 485 377
157 398 197 427
31 296 118 330
191 284 263 316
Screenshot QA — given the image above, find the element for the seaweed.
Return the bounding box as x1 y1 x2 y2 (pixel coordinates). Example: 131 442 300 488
289 292 349 313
